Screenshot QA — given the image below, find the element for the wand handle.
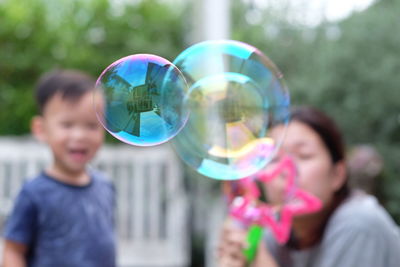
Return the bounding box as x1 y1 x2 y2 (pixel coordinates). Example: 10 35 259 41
243 224 263 265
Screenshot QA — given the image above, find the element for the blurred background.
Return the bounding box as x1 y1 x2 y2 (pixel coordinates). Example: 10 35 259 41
0 0 399 266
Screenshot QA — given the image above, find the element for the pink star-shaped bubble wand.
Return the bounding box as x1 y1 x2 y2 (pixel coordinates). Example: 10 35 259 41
225 154 323 262
255 155 323 243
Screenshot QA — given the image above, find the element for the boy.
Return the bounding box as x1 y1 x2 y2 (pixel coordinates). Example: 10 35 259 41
2 69 116 267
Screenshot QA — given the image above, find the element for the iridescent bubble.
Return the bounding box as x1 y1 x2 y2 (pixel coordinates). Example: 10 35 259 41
95 54 189 146
172 40 290 180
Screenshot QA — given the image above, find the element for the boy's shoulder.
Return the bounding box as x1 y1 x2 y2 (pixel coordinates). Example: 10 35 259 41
89 169 115 190
89 168 112 183
21 172 55 195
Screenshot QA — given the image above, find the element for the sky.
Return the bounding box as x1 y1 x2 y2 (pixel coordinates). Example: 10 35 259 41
115 0 376 27
298 0 376 25
247 0 376 26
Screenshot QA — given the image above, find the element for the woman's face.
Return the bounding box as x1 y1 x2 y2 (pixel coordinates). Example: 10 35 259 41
267 120 345 206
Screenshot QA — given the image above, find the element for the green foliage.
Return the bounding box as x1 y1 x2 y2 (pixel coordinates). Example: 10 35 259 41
0 0 186 135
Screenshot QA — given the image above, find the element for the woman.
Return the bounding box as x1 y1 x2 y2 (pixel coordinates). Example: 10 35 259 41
218 106 400 267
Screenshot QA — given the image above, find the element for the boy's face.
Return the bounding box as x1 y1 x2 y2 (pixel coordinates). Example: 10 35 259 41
32 91 105 176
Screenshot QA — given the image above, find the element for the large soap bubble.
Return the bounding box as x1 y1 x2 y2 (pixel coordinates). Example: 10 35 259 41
171 40 290 180
95 54 189 146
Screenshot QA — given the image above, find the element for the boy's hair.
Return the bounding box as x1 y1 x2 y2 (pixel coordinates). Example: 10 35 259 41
35 69 96 114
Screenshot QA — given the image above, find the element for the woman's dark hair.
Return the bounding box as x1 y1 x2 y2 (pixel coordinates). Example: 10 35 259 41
290 106 349 198
286 106 350 250
35 69 96 114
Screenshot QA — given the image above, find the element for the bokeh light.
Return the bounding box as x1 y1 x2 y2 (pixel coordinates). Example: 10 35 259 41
95 54 189 146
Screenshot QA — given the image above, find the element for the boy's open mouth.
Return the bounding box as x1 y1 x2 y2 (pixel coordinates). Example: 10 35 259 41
68 148 89 161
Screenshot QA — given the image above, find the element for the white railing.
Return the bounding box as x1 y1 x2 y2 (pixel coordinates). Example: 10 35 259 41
0 137 189 267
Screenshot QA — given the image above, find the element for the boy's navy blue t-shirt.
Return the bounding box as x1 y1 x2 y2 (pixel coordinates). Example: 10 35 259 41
3 171 116 267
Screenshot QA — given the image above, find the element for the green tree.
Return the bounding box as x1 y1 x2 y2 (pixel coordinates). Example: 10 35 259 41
0 0 186 135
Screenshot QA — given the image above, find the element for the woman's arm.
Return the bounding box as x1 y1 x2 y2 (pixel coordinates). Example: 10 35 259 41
2 240 27 267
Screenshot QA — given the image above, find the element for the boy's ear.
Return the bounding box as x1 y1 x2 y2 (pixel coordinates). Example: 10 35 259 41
331 160 347 191
31 116 47 143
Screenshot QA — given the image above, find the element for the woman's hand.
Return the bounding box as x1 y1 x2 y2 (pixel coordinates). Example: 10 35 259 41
217 219 248 267
217 218 279 267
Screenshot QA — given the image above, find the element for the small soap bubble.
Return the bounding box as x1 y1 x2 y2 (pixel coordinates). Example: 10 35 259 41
95 54 189 146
